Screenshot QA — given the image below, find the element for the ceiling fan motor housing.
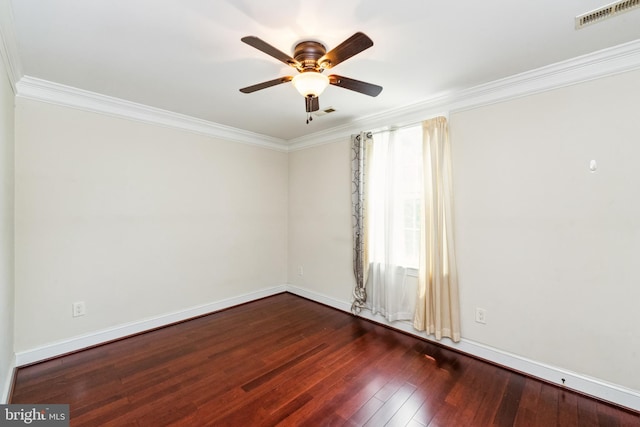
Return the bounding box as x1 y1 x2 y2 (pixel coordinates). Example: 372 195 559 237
294 41 327 71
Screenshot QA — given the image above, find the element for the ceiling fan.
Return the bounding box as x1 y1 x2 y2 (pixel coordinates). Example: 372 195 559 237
239 32 382 123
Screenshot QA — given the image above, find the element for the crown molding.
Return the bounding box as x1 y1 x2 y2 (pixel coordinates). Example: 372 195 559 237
288 38 640 150
0 1 23 93
11 38 640 152
16 76 289 152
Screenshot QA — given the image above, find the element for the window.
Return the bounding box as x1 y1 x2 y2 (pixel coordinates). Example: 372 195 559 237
367 125 423 270
352 117 460 337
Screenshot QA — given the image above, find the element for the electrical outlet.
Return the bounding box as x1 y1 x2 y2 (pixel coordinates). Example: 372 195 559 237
72 301 86 317
298 266 304 276
475 307 486 324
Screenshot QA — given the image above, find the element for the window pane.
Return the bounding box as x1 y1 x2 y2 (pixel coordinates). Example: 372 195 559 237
367 125 423 269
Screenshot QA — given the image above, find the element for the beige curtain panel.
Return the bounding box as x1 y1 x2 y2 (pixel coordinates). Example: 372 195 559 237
413 117 461 342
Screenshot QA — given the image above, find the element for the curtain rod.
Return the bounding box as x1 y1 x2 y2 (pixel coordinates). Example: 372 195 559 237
366 121 420 137
364 113 449 137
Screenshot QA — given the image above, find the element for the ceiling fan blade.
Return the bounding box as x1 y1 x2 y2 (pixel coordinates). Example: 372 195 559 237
305 96 320 113
328 75 382 97
241 36 300 68
319 32 373 69
239 76 293 93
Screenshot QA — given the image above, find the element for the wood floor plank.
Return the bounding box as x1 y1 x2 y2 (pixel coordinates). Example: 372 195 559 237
410 370 457 425
364 382 416 426
349 396 386 425
384 388 426 427
266 327 395 424
333 369 393 421
513 378 543 426
493 373 526 426
556 388 579 426
241 342 329 392
448 362 493 425
10 293 639 426
534 382 560 425
469 365 510 425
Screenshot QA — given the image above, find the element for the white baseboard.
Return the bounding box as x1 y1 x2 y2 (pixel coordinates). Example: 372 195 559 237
286 285 640 413
14 285 287 367
285 285 352 312
1 354 15 403
11 284 640 412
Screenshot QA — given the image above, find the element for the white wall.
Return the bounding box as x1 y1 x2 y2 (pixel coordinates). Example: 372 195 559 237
287 69 640 393
0 46 15 403
288 140 354 300
14 98 288 352
451 69 640 391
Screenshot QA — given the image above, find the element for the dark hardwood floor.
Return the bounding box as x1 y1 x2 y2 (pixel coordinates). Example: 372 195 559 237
10 293 639 426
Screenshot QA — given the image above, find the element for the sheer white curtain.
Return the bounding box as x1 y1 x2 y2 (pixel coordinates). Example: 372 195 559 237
366 128 422 321
413 117 461 342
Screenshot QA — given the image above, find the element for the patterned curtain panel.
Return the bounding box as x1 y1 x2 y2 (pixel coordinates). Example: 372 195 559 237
351 132 372 314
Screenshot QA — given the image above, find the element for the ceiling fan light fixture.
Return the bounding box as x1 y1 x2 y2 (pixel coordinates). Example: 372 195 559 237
292 71 330 97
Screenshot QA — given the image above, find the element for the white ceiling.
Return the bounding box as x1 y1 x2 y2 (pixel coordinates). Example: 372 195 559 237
9 0 640 141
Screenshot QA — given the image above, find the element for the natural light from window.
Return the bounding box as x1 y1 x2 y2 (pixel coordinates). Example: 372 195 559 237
367 125 423 270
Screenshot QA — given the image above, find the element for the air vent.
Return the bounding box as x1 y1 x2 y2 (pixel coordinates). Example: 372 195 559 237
313 107 337 117
576 0 640 28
